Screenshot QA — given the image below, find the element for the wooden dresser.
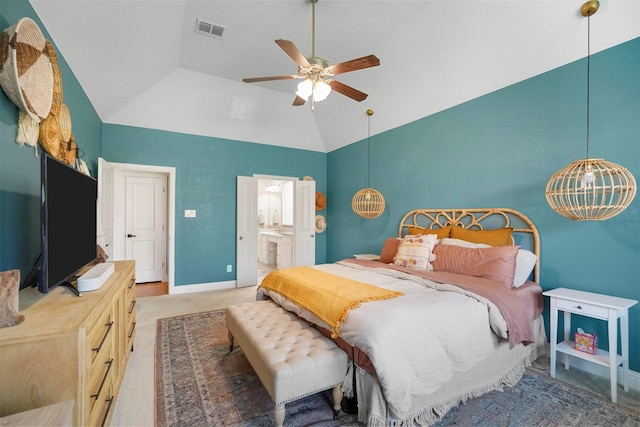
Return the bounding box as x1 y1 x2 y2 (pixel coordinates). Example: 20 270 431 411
0 260 136 426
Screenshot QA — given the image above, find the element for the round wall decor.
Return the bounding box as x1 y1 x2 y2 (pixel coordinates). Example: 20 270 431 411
315 191 326 211
0 17 53 123
315 215 326 233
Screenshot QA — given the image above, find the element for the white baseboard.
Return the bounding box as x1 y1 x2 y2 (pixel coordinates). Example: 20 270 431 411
169 280 237 295
558 353 640 392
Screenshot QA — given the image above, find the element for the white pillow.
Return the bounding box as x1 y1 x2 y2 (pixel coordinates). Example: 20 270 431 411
440 237 537 287
393 234 438 271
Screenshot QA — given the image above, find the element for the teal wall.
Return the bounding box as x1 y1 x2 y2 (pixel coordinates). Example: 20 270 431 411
328 38 640 371
101 125 327 286
0 0 102 278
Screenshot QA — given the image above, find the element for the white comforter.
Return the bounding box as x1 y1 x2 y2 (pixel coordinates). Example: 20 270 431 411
258 262 507 420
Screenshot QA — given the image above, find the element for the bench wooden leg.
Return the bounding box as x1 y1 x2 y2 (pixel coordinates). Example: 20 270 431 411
274 403 285 427
332 386 343 419
227 330 234 352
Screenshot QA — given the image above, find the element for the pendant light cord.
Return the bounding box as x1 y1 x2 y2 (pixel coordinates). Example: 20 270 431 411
585 15 591 159
367 114 371 187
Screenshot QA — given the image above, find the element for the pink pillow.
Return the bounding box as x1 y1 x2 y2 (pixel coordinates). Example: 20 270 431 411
380 238 401 264
432 244 518 289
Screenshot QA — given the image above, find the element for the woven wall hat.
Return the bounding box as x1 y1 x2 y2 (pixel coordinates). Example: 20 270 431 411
38 114 61 158
44 40 63 115
0 17 53 123
315 191 326 211
58 104 71 142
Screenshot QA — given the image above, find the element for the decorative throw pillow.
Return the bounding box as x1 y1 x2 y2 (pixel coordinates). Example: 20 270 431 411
393 234 438 271
450 226 513 246
432 244 518 289
407 225 451 239
440 238 537 287
380 237 402 264
0 270 25 329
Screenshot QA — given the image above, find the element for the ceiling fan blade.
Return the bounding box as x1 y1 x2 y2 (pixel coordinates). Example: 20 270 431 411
275 39 311 68
327 55 380 75
329 80 368 102
293 96 306 106
242 75 298 83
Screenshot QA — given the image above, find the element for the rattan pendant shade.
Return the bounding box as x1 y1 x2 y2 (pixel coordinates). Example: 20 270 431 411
352 188 385 219
545 158 636 221
546 1 636 221
353 109 385 219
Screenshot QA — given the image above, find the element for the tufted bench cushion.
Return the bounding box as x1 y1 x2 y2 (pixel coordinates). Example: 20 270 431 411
225 300 348 426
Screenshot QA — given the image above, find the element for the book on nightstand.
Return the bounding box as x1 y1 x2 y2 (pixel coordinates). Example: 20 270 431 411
353 254 380 261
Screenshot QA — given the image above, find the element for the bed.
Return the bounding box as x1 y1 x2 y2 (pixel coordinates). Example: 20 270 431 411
257 208 547 426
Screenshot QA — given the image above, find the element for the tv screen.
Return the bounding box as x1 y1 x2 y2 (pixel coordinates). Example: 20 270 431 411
39 154 97 294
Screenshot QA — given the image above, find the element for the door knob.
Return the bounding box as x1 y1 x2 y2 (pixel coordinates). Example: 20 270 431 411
311 234 315 238
127 234 136 238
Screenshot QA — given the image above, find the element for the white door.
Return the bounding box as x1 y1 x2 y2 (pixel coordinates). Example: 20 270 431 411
97 158 115 260
236 176 258 287
294 180 316 266
124 172 167 283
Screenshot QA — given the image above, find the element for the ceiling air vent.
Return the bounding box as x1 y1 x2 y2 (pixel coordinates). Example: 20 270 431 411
195 18 226 40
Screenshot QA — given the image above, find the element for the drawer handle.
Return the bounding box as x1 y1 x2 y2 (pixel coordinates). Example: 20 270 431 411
91 358 113 400
128 278 135 289
128 321 136 340
128 299 137 314
577 305 582 310
93 321 114 353
100 397 114 427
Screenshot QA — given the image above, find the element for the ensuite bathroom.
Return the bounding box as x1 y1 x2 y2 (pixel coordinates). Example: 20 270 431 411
257 179 294 279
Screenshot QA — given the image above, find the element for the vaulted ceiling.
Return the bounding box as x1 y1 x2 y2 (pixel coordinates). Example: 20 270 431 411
29 0 639 153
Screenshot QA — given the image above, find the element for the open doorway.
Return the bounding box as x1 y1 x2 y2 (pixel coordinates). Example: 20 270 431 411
98 158 176 293
236 175 315 287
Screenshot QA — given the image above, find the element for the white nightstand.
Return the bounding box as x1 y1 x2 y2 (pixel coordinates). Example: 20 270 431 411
543 287 637 403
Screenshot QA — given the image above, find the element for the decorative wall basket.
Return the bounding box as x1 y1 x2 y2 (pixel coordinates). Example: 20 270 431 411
0 17 53 123
545 158 636 221
352 188 385 219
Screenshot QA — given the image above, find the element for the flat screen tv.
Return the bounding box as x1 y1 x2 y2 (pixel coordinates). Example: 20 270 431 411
36 153 98 294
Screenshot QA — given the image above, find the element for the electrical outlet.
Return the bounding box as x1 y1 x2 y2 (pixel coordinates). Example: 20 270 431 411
184 209 196 218
226 265 233 273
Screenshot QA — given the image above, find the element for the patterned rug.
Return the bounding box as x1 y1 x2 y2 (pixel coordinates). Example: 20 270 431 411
155 309 640 426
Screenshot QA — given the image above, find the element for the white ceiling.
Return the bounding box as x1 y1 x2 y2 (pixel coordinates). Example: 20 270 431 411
29 0 640 153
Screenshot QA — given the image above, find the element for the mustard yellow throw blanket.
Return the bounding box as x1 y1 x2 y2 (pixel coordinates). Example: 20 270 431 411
259 266 403 338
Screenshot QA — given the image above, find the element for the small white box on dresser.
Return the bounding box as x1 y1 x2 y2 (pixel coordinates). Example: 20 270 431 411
77 262 114 292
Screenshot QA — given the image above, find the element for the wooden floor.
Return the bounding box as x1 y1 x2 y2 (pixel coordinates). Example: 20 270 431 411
135 281 168 298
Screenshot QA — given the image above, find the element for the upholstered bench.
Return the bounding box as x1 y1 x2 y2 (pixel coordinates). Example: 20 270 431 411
225 300 348 427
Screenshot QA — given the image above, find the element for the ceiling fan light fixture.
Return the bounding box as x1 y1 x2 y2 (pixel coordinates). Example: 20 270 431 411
295 79 312 101
313 80 331 102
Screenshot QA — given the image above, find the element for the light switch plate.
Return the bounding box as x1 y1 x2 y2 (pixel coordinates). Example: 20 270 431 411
184 209 196 218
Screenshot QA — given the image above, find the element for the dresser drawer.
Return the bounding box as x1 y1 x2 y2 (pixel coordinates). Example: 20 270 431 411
556 298 609 319
87 336 113 418
86 307 114 365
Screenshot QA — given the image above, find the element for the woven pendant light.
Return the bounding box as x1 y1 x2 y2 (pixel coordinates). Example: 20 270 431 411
545 1 636 221
352 109 385 218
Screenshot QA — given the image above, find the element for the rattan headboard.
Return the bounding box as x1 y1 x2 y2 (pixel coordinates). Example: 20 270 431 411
398 208 540 283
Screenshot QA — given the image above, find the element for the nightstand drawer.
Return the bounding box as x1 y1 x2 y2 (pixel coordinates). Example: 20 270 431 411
556 298 609 318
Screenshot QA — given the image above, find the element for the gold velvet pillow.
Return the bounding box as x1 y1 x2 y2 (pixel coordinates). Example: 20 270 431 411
450 226 513 246
407 225 451 239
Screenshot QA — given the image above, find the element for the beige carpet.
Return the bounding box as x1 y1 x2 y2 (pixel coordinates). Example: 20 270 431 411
110 285 639 426
110 286 258 427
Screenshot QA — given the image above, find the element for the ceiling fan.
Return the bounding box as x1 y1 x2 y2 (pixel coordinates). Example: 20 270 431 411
242 0 380 109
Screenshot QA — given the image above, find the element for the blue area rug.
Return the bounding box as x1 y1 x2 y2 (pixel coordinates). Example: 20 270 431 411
155 309 639 426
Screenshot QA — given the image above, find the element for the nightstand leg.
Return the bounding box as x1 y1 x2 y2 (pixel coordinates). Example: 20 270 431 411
563 311 571 370
549 300 558 378
621 312 630 392
608 310 618 403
